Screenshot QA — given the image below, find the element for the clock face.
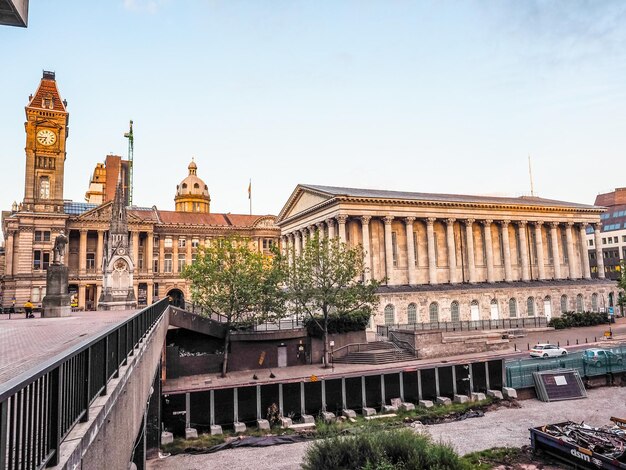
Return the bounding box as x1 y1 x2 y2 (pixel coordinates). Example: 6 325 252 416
36 129 57 146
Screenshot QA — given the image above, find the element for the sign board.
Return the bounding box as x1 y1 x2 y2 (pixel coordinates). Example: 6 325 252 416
310 375 318 382
258 351 266 366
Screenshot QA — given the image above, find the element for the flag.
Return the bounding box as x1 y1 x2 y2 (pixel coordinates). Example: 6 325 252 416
248 180 251 200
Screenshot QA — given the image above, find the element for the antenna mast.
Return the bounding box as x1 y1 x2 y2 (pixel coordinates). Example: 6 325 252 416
528 154 535 197
124 120 134 206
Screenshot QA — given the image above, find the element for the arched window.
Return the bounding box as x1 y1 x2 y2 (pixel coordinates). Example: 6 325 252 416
451 301 460 323
470 299 480 321
560 295 568 313
509 298 517 318
407 303 417 324
609 292 615 307
182 183 187 189
576 294 583 313
527 297 535 316
490 298 499 320
384 304 395 325
194 183 199 189
429 302 439 323
591 293 598 312
39 176 50 199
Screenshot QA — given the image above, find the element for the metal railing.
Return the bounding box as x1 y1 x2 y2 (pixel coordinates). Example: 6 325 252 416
182 301 228 323
377 317 548 337
0 298 169 470
388 332 418 358
251 317 306 332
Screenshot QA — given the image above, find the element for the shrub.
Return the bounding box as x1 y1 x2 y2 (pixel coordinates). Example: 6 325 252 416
548 311 609 329
304 310 371 338
301 429 466 470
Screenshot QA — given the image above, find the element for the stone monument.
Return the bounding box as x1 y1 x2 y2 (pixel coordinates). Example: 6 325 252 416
42 231 72 317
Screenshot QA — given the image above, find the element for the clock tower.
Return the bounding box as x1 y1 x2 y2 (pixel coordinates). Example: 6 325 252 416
23 71 69 213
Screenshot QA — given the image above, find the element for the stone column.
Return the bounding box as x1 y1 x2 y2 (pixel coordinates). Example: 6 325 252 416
5 231 13 277
172 238 179 274
147 281 153 305
295 231 302 257
426 218 437 285
594 223 605 279
482 220 495 283
132 231 140 269
79 229 88 275
361 216 372 281
146 231 154 274
465 219 476 283
500 221 513 282
186 236 192 266
337 215 348 243
445 219 457 284
280 235 287 257
78 284 86 309
159 237 165 273
518 221 530 281
533 222 546 280
579 224 591 279
550 223 562 279
565 222 577 279
326 218 335 239
316 222 326 239
384 216 394 285
96 230 104 274
405 217 417 285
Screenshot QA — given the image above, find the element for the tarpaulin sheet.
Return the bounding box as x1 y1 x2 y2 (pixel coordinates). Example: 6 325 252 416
185 435 311 454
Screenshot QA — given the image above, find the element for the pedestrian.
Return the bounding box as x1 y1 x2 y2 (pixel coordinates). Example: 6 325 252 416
23 299 34 318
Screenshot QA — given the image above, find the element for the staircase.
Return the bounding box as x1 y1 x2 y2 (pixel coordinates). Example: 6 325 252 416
333 341 416 365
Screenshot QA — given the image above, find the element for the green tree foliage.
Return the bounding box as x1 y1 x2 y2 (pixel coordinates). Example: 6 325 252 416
182 237 285 377
285 234 380 367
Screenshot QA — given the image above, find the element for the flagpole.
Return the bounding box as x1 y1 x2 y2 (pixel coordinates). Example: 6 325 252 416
249 179 252 215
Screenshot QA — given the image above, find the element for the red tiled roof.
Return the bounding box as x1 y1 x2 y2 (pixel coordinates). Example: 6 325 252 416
27 75 67 112
127 209 274 228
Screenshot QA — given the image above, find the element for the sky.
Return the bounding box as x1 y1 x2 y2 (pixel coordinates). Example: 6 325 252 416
1 1 625 221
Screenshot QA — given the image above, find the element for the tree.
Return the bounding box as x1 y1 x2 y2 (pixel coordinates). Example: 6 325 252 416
285 234 381 367
182 237 285 377
618 261 626 316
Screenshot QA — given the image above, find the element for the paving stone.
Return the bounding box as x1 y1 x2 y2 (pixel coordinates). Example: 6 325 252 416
436 396 452 405
185 428 198 439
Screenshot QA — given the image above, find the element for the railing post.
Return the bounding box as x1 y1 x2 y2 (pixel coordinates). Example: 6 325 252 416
101 338 108 397
115 329 121 378
81 348 91 423
48 366 63 466
0 399 7 470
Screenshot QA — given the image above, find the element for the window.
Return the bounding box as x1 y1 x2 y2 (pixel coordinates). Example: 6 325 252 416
602 238 607 244
527 297 535 316
413 232 418 266
153 283 159 299
34 231 51 242
31 287 41 303
178 253 186 272
615 237 619 243
429 303 439 322
560 295 568 313
589 239 594 246
509 298 517 318
623 236 626 243
384 304 395 325
33 250 50 270
192 238 200 248
178 238 186 249
39 176 50 199
262 239 275 250
391 231 398 267
407 303 417 324
164 237 173 248
164 254 172 273
86 253 95 270
576 294 583 313
153 235 159 246
33 250 41 270
451 301 460 323
153 255 159 273
591 293 598 312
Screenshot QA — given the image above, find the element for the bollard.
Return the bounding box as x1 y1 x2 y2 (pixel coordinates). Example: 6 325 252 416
594 336 597 342
557 341 560 347
527 343 530 351
576 339 579 345
514 343 517 351
586 338 588 343
567 340 569 346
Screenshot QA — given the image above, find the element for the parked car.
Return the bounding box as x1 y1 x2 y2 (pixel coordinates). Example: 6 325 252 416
529 344 568 358
582 348 623 367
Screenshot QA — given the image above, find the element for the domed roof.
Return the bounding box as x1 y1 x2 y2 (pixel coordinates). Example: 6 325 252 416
176 159 210 198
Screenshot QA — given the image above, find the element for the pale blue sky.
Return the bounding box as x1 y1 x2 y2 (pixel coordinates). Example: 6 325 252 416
1 1 625 219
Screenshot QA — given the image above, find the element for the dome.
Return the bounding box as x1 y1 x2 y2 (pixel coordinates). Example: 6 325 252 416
175 159 211 213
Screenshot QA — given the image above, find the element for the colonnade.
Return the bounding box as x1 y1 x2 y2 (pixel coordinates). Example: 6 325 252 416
281 215 606 284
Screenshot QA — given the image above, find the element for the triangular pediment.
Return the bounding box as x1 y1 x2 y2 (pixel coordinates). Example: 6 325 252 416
75 201 143 222
277 185 334 222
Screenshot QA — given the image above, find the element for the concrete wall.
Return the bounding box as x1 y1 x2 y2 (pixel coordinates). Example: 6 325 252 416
393 329 509 359
55 309 169 470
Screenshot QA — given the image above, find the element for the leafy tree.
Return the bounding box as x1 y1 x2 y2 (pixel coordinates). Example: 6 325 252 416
182 237 285 377
285 234 380 367
618 261 626 316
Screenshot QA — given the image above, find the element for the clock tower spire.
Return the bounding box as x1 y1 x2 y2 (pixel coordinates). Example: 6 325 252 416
23 71 69 213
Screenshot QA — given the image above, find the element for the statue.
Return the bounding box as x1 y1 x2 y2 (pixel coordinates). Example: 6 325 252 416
52 231 68 265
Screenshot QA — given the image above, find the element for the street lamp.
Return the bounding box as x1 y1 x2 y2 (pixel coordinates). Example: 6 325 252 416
329 340 335 372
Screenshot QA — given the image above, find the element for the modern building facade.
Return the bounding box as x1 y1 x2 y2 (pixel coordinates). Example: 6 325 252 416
277 184 618 327
1 72 281 311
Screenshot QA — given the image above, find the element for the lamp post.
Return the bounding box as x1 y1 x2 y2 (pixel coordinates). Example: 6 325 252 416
329 340 335 372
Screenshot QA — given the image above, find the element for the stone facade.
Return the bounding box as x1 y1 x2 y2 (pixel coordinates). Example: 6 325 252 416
276 184 618 329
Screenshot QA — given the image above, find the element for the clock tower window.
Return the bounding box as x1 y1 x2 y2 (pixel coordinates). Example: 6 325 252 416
39 176 50 199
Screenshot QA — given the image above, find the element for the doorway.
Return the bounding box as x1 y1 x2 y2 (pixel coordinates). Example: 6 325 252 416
167 289 185 308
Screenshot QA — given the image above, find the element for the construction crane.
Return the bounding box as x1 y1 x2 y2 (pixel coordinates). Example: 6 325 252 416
124 120 134 206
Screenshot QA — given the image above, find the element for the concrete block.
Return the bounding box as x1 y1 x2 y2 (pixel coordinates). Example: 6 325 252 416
210 425 223 436
362 407 377 417
365 413 397 421
257 419 270 431
436 396 452 406
301 414 315 424
289 422 316 430
382 405 398 413
471 392 486 401
453 394 469 404
390 398 403 408
342 409 356 418
418 400 434 408
185 428 198 440
321 411 336 423
487 389 504 400
399 402 415 411
502 387 518 399
234 422 246 433
161 431 173 445
279 417 293 428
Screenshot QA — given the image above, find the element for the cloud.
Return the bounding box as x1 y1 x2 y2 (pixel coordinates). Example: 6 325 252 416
123 0 164 14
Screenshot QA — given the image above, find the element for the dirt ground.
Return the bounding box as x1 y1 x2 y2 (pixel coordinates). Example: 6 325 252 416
148 386 626 470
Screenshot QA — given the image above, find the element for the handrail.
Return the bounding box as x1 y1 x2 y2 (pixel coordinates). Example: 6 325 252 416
331 342 375 357
378 317 547 336
0 298 169 470
389 332 418 358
